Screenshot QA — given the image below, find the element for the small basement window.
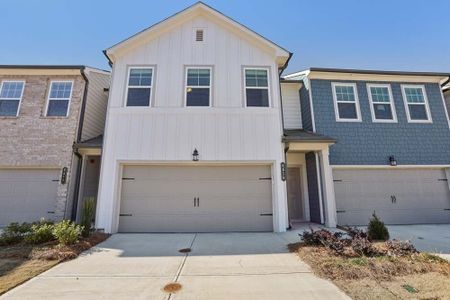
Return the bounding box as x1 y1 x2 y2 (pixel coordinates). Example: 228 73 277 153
195 29 204 42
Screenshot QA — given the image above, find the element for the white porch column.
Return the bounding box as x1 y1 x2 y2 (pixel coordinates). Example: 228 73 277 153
319 148 337 227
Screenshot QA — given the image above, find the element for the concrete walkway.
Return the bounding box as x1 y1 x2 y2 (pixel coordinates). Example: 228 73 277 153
1 231 349 300
387 224 450 261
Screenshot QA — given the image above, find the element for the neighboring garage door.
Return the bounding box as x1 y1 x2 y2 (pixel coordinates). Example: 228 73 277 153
334 169 450 225
119 165 273 232
0 169 60 226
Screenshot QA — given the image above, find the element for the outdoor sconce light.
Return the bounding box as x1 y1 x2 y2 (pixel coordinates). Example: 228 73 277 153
389 156 397 166
192 148 199 161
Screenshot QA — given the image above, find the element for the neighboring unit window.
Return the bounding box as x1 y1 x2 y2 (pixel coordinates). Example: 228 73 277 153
46 81 73 117
185 68 211 106
0 81 24 116
401 85 432 122
367 84 397 122
331 83 361 121
245 68 269 107
126 68 153 106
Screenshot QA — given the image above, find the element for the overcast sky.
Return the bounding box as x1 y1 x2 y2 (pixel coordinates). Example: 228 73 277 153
2 0 449 74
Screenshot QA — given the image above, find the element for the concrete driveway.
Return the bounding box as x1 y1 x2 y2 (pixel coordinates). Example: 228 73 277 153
387 224 450 260
1 231 349 300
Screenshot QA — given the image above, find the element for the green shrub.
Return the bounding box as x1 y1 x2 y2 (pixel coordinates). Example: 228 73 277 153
80 197 96 237
367 212 389 241
0 222 33 246
24 223 55 244
52 220 83 245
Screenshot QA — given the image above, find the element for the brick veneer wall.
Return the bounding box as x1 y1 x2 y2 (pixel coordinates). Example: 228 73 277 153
0 74 85 219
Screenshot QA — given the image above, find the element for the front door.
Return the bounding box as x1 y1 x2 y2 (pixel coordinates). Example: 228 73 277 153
287 167 304 222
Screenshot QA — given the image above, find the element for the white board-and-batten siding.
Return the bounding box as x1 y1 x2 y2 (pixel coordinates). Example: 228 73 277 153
281 83 302 129
96 14 288 233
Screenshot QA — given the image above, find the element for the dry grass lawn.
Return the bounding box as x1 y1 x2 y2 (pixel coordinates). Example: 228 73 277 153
289 243 450 300
0 233 109 295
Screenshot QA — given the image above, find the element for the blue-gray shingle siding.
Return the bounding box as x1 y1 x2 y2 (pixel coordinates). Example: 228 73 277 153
305 152 321 223
310 79 450 165
300 85 313 131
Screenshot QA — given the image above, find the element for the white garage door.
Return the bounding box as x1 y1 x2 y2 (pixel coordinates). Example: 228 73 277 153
119 165 273 232
0 169 60 226
334 168 450 225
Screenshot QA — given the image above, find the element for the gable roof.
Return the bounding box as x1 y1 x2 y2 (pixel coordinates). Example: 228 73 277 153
104 2 291 68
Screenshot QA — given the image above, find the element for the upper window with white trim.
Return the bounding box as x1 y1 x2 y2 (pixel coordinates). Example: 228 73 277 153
185 67 211 107
367 84 397 122
401 85 432 123
126 67 153 106
245 68 270 107
331 82 361 122
0 81 25 116
46 81 73 117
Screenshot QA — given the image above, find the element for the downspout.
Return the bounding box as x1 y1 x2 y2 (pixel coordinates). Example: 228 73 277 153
278 53 293 230
70 67 89 221
278 52 293 136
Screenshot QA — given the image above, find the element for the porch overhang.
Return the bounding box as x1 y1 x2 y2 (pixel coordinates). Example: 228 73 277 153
73 135 103 156
283 130 336 151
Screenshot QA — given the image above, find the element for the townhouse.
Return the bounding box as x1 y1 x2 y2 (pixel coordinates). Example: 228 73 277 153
1 2 449 232
0 66 109 226
95 2 450 233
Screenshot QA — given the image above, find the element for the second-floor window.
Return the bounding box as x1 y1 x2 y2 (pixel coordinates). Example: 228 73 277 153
185 67 211 106
367 84 397 122
245 68 270 107
126 67 153 106
331 82 361 122
46 81 73 117
401 85 432 123
0 81 25 116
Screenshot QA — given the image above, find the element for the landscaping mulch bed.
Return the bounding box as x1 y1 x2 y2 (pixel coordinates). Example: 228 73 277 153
289 241 450 300
0 232 110 295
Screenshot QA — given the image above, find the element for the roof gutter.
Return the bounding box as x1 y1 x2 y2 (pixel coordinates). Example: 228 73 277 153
440 76 450 88
103 50 113 67
279 52 293 75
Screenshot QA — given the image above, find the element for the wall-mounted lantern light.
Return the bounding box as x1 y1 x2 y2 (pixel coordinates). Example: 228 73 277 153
389 156 397 166
192 148 199 161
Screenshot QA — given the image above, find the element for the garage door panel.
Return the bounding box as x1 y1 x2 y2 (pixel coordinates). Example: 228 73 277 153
334 169 450 226
120 213 273 233
0 169 59 226
119 165 273 232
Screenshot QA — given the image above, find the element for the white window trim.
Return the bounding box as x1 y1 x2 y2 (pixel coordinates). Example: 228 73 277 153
125 66 154 107
401 84 432 123
44 80 74 117
243 67 271 108
184 66 212 107
0 80 25 117
331 82 362 122
366 83 397 123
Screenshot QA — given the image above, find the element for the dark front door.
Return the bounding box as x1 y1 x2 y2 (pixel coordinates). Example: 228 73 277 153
287 167 304 221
